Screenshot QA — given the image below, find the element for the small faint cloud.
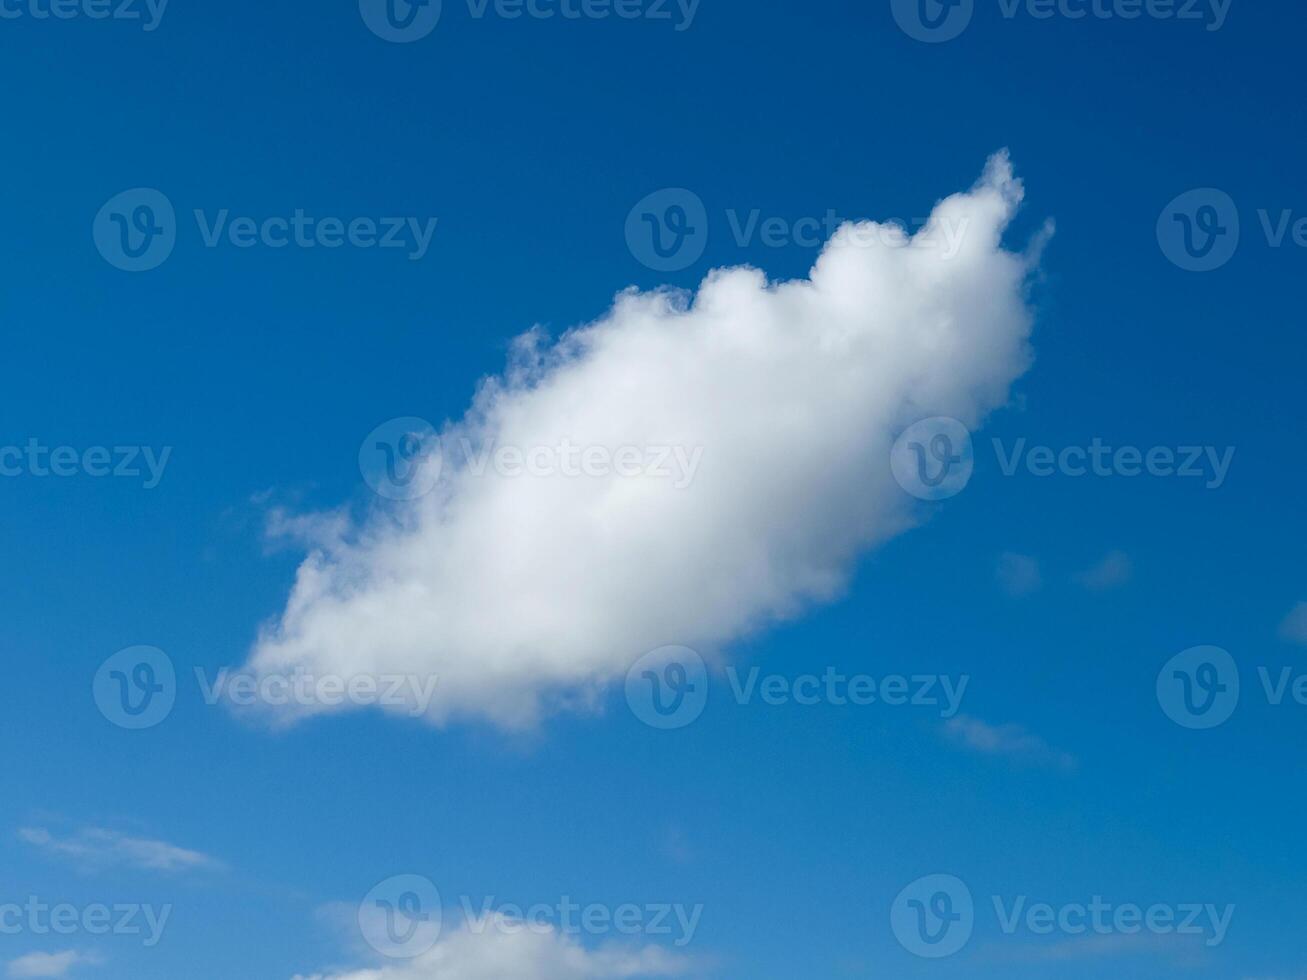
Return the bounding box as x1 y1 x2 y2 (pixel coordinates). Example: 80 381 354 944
997 553 1042 597
7 951 102 978
660 825 694 866
1076 550 1133 591
1279 603 1307 645
944 716 1076 771
18 827 223 875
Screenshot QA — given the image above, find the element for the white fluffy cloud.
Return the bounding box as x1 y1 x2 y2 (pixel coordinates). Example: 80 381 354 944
243 152 1044 729
294 917 689 980
6 951 99 978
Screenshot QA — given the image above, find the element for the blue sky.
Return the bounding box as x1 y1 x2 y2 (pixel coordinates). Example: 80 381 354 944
3 1 1307 978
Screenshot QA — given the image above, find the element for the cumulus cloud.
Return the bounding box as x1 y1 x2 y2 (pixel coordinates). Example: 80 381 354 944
6 951 100 978
18 827 222 874
944 716 1076 771
293 916 691 980
242 152 1046 730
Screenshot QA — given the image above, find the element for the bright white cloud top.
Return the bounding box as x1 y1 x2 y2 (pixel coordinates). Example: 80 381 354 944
242 152 1045 729
6 951 100 979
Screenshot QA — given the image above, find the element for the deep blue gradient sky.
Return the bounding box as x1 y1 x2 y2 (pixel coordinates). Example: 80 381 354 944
3 1 1307 978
